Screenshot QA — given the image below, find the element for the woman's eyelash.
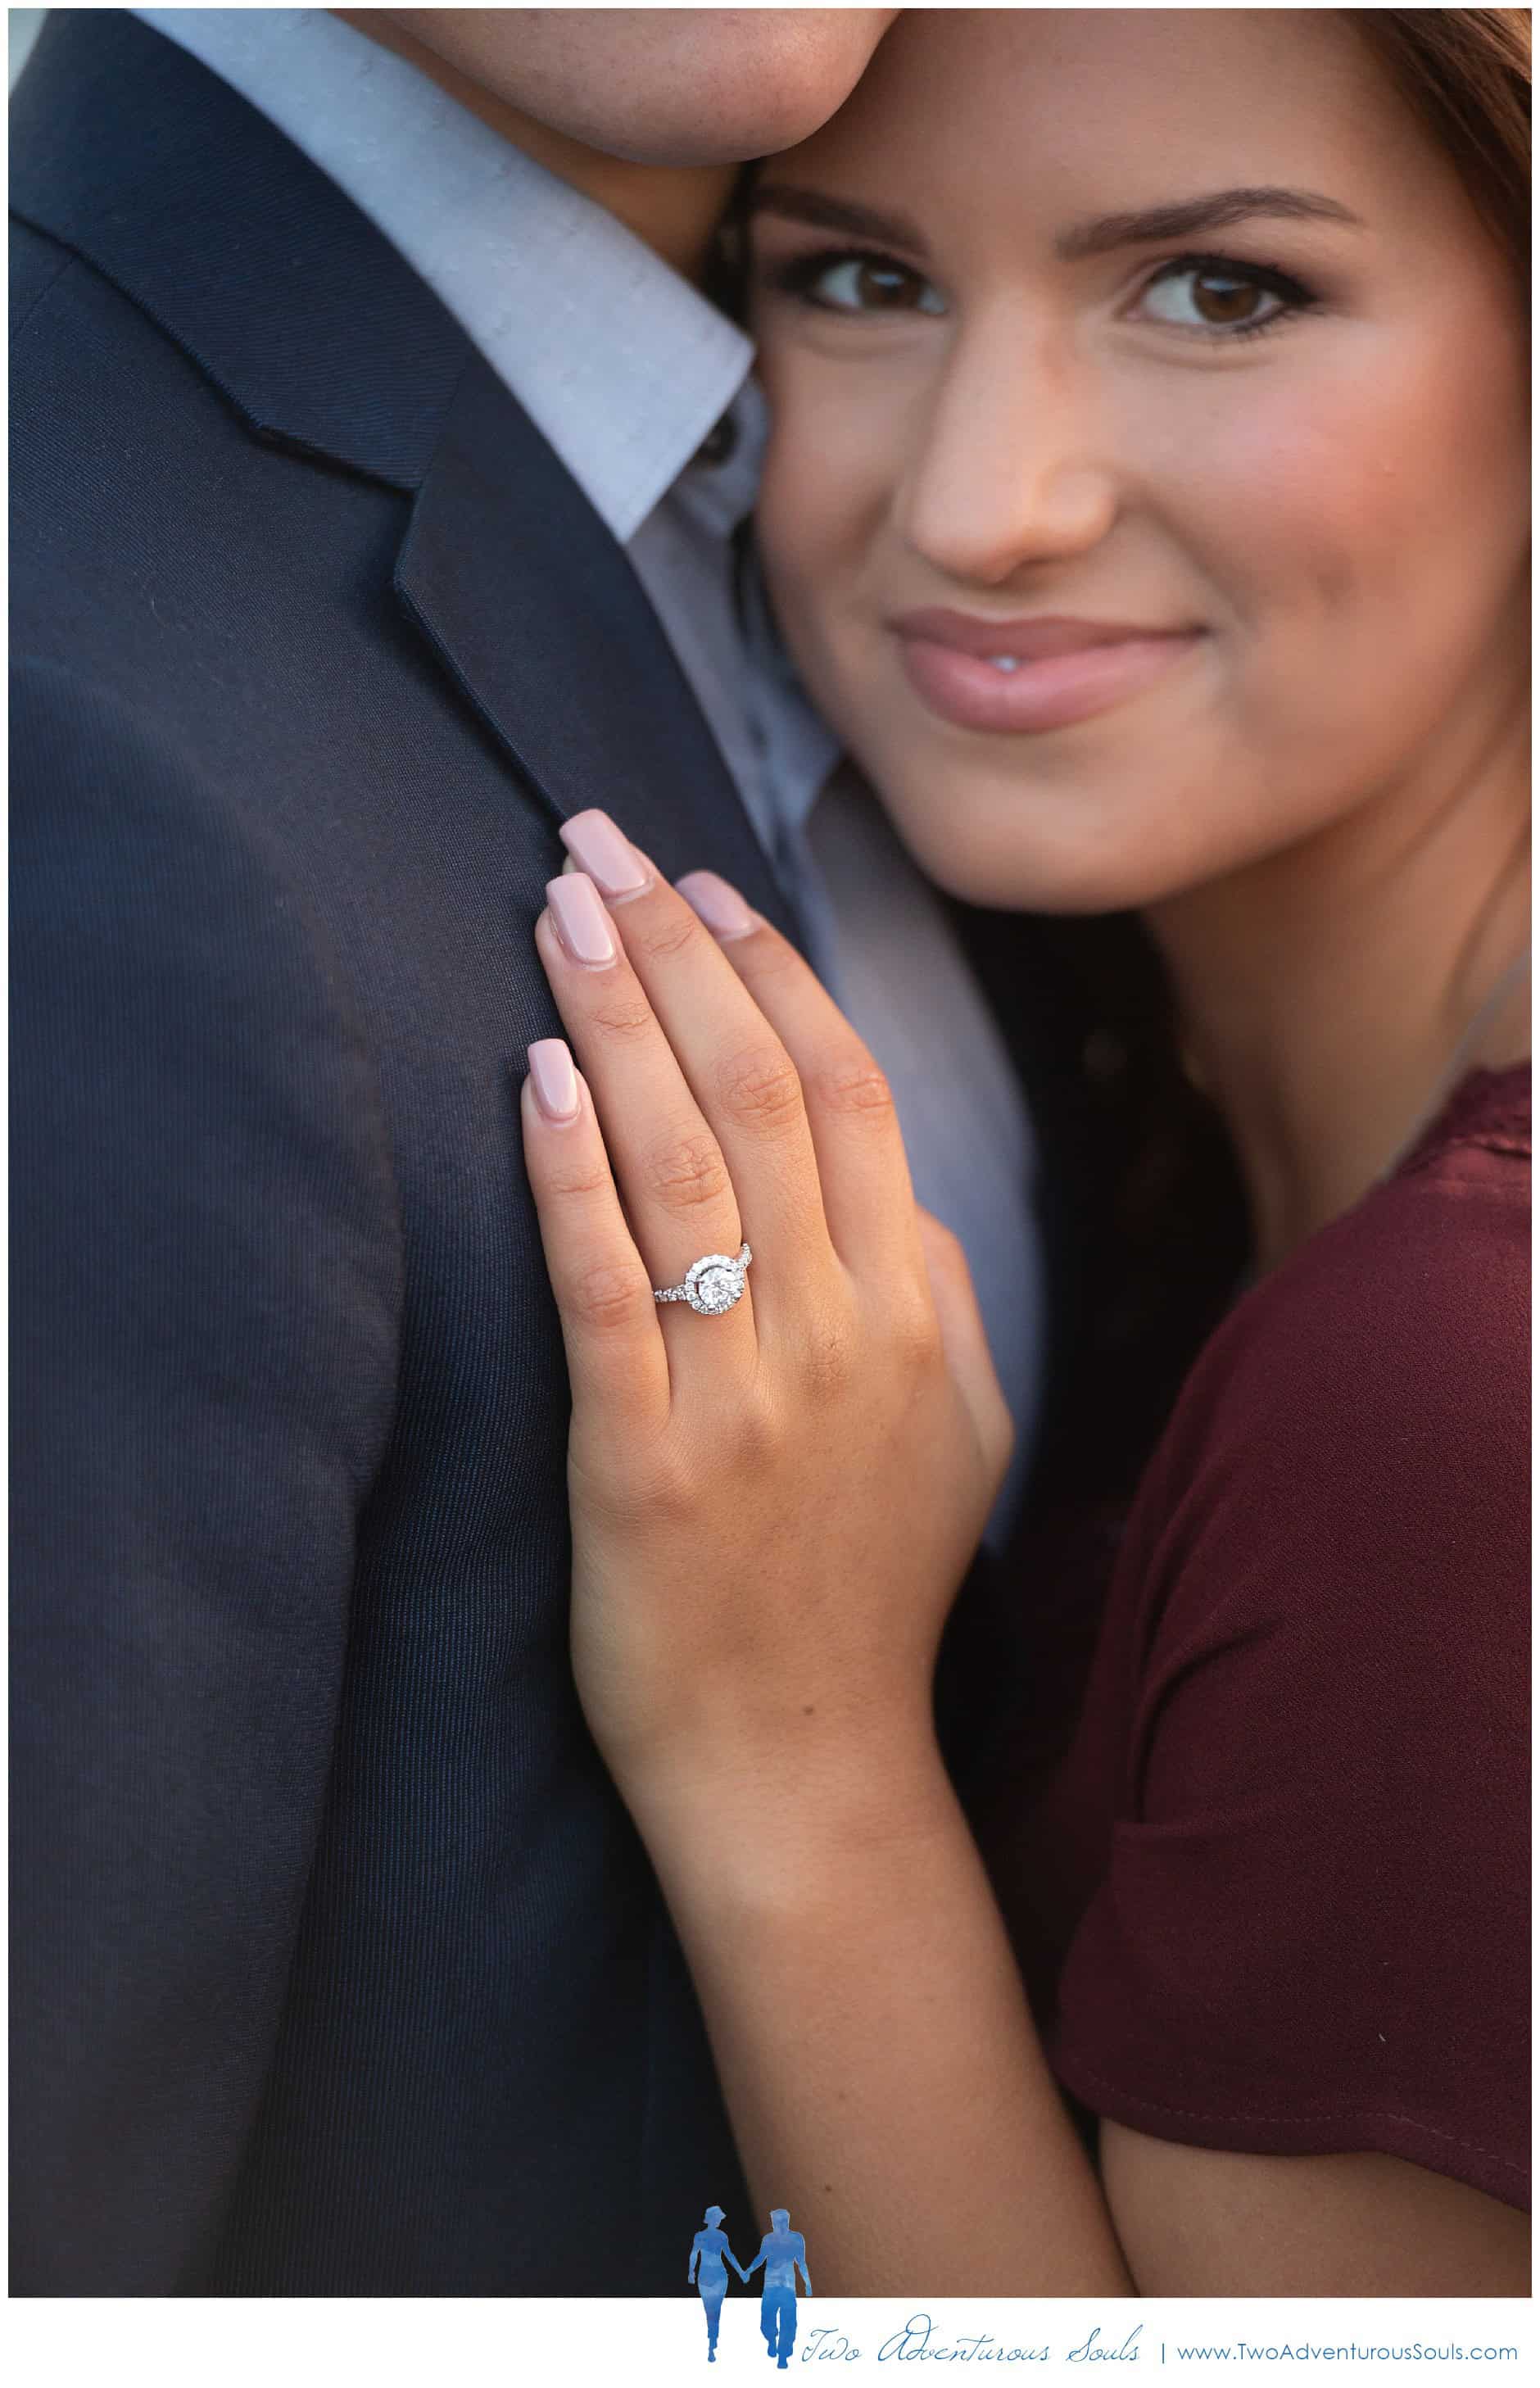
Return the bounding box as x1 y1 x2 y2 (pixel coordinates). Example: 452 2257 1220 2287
761 242 1320 341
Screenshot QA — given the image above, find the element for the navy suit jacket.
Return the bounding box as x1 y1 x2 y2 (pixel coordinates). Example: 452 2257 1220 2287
15 7 1216 2298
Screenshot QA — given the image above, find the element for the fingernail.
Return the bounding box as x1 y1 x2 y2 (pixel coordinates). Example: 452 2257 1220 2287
559 809 651 898
527 1038 580 1121
546 872 617 967
676 871 758 942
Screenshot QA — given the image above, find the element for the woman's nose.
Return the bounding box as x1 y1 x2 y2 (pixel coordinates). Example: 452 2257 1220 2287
895 318 1118 587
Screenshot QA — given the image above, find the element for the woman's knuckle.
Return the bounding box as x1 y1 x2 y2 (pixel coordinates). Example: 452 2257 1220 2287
716 1043 804 1137
589 992 656 1044
813 1053 896 1125
643 1126 732 1212
567 1257 650 1333
546 1153 615 1203
889 1286 944 1370
633 906 701 967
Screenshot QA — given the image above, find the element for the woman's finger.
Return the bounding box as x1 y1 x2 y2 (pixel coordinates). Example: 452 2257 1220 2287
673 868 927 1289
534 878 756 1359
519 1038 671 1425
555 810 843 1332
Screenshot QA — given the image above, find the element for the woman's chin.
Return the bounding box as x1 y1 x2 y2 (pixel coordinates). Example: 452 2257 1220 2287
880 804 1201 920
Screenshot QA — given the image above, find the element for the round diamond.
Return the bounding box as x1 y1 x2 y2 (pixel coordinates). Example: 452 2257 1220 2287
684 1254 745 1316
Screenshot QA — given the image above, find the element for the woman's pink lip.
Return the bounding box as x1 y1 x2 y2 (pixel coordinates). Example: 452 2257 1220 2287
895 628 1204 734
890 607 1183 660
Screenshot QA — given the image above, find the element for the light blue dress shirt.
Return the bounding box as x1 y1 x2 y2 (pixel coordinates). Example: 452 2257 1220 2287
133 7 1047 1535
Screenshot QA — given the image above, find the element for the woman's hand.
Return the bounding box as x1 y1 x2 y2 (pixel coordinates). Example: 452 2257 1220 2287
519 807 1012 1857
517 828 1529 2305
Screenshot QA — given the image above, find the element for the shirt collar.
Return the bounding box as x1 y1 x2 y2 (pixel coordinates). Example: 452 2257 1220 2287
132 8 754 543
740 548 844 841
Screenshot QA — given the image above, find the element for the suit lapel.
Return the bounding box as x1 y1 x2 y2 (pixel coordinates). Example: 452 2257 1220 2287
8 11 464 488
393 351 802 941
11 8 804 946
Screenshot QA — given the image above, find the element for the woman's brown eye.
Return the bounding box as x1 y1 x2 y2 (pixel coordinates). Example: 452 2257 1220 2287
1193 271 1266 324
1141 263 1286 335
811 255 948 316
858 261 920 307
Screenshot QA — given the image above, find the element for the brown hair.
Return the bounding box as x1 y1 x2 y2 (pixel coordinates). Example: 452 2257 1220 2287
1350 10 1531 295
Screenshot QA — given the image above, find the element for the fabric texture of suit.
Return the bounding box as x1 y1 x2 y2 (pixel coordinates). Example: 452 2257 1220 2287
9 8 818 2295
11 7 1149 2297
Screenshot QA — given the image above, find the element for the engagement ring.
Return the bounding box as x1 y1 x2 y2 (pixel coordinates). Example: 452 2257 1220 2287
652 1243 752 1316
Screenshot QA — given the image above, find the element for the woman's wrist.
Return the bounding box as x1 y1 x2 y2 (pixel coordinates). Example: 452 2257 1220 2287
617 1711 958 1904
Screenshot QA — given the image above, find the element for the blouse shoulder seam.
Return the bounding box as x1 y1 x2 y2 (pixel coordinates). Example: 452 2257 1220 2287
1061 2060 1527 2176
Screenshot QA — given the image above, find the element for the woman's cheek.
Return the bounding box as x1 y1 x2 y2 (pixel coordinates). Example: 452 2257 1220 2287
1172 312 1521 630
762 381 880 551
1228 343 1523 754
759 393 887 674
754 421 819 596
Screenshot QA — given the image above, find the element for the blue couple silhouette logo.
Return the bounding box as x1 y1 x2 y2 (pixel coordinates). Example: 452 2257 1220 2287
688 2204 811 2366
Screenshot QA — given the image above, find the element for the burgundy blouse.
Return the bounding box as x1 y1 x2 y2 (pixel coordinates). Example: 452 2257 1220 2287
981 1066 1530 2210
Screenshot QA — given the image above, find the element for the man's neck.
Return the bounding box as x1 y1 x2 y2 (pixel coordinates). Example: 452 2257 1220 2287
333 11 736 282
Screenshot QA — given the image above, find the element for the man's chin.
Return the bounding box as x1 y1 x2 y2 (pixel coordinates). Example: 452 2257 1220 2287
368 7 900 173
552 80 886 171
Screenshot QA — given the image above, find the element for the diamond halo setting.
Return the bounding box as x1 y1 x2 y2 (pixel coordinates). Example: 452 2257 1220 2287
653 1242 752 1317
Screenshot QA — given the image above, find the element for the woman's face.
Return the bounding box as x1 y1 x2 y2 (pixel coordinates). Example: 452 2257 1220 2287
748 8 1529 914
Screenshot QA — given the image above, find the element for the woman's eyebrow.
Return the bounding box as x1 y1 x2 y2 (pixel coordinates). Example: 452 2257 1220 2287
747 181 1363 266
1055 186 1365 261
749 184 932 258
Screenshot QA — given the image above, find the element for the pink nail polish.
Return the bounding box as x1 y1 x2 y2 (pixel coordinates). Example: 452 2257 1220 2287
559 809 650 898
546 872 617 967
676 870 758 942
527 1039 580 1121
